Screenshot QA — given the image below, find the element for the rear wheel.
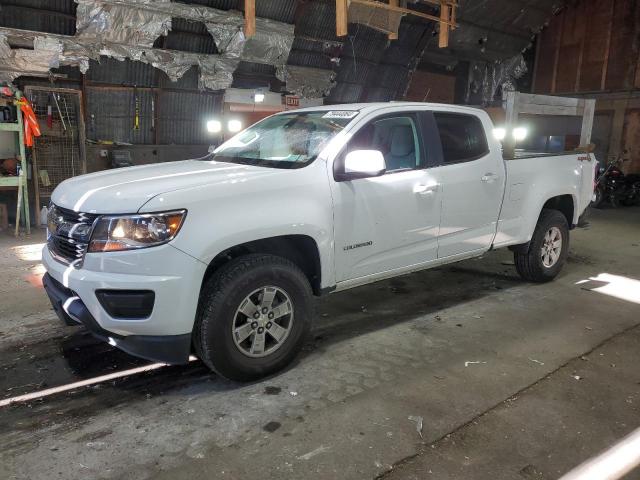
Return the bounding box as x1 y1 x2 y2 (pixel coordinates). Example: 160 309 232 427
194 254 312 381
514 209 569 283
591 186 604 208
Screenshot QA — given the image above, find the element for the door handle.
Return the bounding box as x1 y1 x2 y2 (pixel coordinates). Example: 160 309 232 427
414 183 439 195
481 173 498 183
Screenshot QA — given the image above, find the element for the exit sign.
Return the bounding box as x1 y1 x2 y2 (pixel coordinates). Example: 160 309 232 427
285 95 299 107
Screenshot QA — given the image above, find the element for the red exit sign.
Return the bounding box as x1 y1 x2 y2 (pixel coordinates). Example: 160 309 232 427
285 95 299 107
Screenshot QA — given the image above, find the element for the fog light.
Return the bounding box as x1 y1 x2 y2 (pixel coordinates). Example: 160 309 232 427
96 290 155 319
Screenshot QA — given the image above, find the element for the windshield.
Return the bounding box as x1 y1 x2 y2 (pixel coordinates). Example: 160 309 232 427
211 111 358 169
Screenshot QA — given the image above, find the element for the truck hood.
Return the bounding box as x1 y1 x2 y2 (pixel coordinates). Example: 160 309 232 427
51 160 280 213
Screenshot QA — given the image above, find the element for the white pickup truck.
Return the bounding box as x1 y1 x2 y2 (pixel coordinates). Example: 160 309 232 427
43 102 594 380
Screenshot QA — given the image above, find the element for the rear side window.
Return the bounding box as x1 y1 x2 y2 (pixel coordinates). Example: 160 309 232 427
434 113 489 163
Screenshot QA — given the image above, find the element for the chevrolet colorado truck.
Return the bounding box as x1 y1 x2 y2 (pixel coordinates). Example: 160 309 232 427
43 102 595 381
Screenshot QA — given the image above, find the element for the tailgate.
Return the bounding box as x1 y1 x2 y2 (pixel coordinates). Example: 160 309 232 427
578 153 596 214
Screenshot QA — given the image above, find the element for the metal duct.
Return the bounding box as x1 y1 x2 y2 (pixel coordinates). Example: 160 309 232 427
75 0 172 47
277 65 337 98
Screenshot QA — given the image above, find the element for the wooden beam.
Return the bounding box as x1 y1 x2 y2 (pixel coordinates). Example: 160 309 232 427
244 0 256 37
580 99 596 147
574 1 586 92
336 0 348 37
450 2 457 30
600 0 615 90
388 0 399 40
438 2 450 48
350 0 457 28
550 10 563 94
503 91 519 160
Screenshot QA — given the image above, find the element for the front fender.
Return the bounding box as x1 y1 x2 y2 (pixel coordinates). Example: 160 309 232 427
141 161 336 289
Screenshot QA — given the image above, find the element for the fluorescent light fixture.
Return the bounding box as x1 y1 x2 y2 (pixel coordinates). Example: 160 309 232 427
228 120 243 133
254 92 265 103
206 120 222 133
513 127 528 141
493 128 506 141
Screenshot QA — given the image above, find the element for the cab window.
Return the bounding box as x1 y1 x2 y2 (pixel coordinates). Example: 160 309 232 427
434 112 489 163
348 115 422 172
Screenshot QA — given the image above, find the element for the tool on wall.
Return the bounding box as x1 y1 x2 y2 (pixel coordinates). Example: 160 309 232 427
46 94 53 129
61 95 76 177
52 93 67 131
133 86 140 131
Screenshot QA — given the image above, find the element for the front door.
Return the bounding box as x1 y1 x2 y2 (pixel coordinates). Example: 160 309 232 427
330 112 442 282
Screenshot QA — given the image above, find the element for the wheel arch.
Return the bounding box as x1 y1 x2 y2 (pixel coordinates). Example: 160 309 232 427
202 235 324 296
541 194 575 228
509 193 575 254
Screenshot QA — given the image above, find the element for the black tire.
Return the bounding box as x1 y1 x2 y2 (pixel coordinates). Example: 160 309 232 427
591 186 605 208
609 194 619 208
193 254 312 381
514 209 569 283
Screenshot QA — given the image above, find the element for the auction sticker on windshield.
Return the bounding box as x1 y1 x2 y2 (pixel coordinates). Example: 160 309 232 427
322 111 359 119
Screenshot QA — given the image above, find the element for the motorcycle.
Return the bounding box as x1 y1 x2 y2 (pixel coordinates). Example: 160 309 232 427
592 155 640 208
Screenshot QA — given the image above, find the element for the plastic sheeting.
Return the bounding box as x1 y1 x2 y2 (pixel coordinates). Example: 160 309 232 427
0 35 63 83
277 65 336 98
72 0 293 88
2 0 294 92
468 54 528 105
244 18 294 66
76 0 171 47
198 56 239 91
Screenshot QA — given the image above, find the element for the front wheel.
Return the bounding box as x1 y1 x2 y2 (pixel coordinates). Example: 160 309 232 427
514 209 569 283
193 254 312 381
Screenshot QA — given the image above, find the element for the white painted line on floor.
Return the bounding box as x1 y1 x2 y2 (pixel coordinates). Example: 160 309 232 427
0 356 198 408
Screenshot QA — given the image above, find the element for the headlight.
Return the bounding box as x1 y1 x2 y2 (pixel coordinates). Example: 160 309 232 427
88 210 186 253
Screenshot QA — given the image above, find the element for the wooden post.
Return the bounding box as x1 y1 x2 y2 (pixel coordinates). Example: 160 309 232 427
503 91 519 160
600 0 615 91
244 0 256 37
336 0 348 37
550 11 563 94
388 0 399 40
580 99 596 147
438 1 450 48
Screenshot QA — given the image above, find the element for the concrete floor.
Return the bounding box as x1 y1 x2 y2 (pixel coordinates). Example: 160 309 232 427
0 207 639 480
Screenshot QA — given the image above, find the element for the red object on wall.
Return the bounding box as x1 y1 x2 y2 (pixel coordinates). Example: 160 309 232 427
17 99 42 147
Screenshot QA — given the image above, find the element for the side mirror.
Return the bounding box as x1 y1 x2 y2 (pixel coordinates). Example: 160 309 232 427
336 150 386 181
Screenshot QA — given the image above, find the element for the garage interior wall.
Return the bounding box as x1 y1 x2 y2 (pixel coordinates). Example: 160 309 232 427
0 0 572 220
532 0 640 172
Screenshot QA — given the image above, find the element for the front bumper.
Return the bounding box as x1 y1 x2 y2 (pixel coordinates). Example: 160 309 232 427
42 242 208 364
43 273 191 364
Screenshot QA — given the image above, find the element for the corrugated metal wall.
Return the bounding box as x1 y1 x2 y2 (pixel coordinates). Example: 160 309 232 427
157 91 222 144
83 56 223 145
0 0 76 35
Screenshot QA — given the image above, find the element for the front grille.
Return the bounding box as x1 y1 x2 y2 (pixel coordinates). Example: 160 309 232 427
47 204 100 265
48 235 87 263
55 205 99 225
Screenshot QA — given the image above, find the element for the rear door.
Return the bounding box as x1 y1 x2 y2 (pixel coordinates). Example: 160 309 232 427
433 112 505 258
